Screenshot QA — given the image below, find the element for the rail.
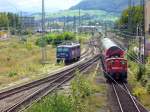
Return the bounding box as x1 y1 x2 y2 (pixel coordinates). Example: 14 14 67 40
0 55 100 112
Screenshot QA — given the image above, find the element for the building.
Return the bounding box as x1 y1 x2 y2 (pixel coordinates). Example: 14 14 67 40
145 0 150 33
78 26 101 33
0 31 9 40
20 16 35 30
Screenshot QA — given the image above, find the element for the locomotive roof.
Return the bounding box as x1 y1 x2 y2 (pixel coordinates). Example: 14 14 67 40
101 38 119 49
57 43 80 48
106 58 127 61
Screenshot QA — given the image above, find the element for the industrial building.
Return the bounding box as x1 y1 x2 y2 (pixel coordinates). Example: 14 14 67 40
20 16 35 30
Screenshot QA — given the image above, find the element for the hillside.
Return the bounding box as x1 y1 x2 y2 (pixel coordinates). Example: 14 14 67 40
34 10 119 22
70 0 140 13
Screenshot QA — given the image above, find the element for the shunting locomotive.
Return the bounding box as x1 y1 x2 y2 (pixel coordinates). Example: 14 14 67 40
56 42 81 64
101 38 127 82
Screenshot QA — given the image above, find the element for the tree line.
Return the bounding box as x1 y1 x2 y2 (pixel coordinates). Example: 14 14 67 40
0 12 20 30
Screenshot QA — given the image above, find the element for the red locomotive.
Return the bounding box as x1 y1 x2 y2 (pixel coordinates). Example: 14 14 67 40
101 38 127 82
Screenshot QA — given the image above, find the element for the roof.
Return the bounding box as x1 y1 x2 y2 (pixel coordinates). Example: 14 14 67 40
57 42 80 48
101 38 125 57
78 26 102 28
101 38 118 50
106 58 127 61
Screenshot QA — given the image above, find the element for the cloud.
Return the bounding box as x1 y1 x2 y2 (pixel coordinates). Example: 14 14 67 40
0 0 81 12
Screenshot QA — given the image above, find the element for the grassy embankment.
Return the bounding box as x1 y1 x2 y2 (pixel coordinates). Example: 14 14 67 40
25 63 108 112
127 40 150 110
0 35 62 88
0 33 91 88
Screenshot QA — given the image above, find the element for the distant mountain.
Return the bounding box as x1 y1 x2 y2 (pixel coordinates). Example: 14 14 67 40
70 0 140 13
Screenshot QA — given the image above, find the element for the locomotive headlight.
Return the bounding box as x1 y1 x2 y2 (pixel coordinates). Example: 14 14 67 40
111 60 114 64
121 61 126 65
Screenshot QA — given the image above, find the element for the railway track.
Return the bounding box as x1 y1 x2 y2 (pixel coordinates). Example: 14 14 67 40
0 55 100 112
81 47 91 59
112 83 148 112
81 39 99 59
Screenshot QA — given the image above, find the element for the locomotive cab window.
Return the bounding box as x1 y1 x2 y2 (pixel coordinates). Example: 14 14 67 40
63 48 69 52
57 48 62 52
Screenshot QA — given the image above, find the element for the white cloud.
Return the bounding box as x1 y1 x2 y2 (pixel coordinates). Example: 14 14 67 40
0 0 81 12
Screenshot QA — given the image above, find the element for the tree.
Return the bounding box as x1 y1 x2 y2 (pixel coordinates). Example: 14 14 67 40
0 12 9 29
117 5 143 34
0 12 20 31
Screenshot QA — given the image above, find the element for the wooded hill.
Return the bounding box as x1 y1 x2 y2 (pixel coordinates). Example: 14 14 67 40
70 0 140 13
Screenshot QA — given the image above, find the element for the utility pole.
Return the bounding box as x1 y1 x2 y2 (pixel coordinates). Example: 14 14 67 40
103 14 107 37
63 16 66 32
105 20 107 36
142 0 146 64
13 13 16 35
128 0 132 34
138 0 145 78
19 11 23 41
73 15 76 32
79 8 81 27
138 0 145 64
137 25 142 62
41 0 47 63
6 13 10 38
66 16 68 32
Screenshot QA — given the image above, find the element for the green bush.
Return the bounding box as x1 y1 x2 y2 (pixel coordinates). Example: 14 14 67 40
127 49 138 62
71 73 92 98
63 32 75 40
146 83 150 94
137 64 145 81
71 73 92 112
36 32 76 47
27 94 73 112
27 72 92 112
140 77 148 87
8 71 17 77
133 86 147 97
26 42 33 50
36 38 47 47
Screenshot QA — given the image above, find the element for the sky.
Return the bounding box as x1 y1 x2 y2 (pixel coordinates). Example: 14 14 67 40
0 0 82 12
